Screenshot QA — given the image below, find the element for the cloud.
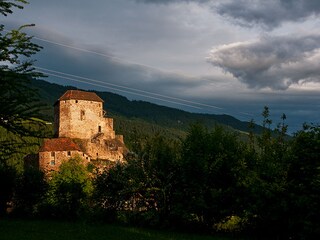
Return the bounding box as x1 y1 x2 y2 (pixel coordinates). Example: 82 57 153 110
216 0 320 29
4 2 319 134
136 0 209 4
207 34 320 90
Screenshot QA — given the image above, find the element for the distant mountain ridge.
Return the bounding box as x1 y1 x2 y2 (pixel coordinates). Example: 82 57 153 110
31 79 264 137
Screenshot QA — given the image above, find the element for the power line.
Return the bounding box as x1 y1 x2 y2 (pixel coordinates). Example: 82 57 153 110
38 70 204 110
36 66 223 110
4 28 254 118
39 68 255 118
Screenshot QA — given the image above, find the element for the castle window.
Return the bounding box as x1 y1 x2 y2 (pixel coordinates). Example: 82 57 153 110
51 152 55 157
67 151 71 156
80 110 85 120
50 159 55 166
76 100 78 103
98 126 101 133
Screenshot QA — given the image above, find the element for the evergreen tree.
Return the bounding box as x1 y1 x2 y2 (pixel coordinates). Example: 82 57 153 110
0 0 45 138
0 0 46 216
287 124 320 238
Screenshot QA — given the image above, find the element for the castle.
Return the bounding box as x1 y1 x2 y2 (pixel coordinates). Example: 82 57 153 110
29 90 126 173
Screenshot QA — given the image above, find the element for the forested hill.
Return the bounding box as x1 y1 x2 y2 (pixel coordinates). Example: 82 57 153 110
31 79 264 136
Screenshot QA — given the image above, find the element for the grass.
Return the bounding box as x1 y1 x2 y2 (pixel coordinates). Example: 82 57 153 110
0 219 232 240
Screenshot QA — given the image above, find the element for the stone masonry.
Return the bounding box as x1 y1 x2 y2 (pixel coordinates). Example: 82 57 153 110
32 90 127 173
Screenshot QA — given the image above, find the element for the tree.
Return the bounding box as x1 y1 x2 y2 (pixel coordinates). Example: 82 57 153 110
93 162 128 221
242 108 291 238
44 156 93 219
93 134 181 226
175 124 247 230
0 0 45 137
287 124 320 238
0 164 16 215
13 167 47 216
0 0 47 216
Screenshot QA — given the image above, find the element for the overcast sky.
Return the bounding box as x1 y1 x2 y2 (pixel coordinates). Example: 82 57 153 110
4 0 320 133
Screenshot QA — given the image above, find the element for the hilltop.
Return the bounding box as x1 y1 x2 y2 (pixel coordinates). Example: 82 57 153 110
31 79 264 143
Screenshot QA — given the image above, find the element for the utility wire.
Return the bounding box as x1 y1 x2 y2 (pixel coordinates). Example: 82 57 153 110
4 28 253 118
40 69 254 118
38 70 203 110
36 66 223 110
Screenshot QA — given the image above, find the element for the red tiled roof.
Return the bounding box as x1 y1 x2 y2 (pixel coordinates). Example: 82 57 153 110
59 90 103 102
39 138 81 152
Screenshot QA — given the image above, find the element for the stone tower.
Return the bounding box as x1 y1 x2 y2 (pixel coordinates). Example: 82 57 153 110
54 90 115 139
53 90 125 161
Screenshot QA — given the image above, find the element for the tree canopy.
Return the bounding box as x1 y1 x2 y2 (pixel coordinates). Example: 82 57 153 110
0 0 45 137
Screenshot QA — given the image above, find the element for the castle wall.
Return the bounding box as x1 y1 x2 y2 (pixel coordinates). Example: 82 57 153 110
76 139 124 162
39 150 90 172
56 100 115 139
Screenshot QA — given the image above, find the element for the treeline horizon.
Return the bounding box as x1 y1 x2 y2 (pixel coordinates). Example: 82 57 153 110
1 109 319 239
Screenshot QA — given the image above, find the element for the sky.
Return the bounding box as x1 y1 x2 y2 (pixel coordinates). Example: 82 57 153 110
4 0 320 133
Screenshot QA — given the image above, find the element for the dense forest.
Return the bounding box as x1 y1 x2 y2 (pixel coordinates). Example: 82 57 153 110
1 1 320 240
2 106 320 239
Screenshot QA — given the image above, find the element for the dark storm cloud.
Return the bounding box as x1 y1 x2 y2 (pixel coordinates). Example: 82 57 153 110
33 32 319 133
35 40 202 95
27 27 213 110
136 0 209 4
216 0 320 29
207 34 320 90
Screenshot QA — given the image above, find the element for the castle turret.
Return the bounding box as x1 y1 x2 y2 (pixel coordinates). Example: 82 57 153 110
54 90 115 139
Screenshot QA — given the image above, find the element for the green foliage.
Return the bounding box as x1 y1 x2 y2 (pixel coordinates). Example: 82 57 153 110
0 125 52 172
286 124 320 238
0 1 49 215
13 167 47 216
0 3 46 136
93 163 128 220
0 0 27 16
42 156 93 219
0 164 17 215
113 115 186 151
94 135 181 226
174 124 247 230
0 0 48 166
91 111 319 239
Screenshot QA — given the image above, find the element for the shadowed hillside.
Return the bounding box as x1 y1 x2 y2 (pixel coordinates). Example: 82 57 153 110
31 79 264 140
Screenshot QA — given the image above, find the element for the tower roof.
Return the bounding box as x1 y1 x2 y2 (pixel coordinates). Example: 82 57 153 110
58 90 104 102
39 138 81 152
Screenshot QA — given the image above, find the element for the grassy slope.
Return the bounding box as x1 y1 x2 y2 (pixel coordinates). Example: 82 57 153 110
0 219 233 240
